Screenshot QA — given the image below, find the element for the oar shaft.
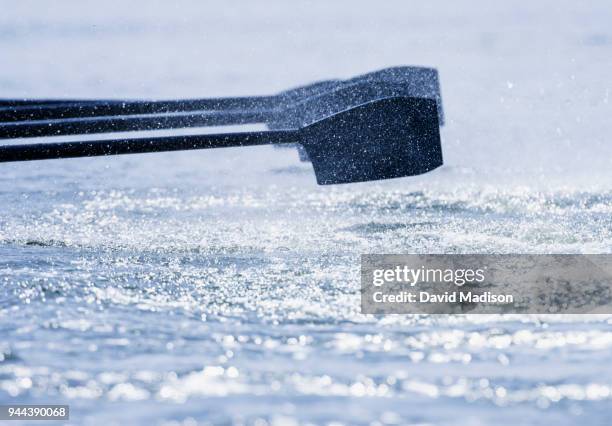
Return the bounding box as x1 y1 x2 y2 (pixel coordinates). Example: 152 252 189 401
0 130 298 163
0 96 278 122
0 80 339 122
0 110 278 140
0 99 81 107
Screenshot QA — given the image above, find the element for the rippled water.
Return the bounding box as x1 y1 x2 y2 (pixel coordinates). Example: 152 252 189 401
1 1 612 425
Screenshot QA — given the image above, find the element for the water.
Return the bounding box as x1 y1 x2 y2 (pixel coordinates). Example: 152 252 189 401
1 1 612 424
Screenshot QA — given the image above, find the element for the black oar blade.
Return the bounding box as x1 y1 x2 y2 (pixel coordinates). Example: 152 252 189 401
301 97 442 185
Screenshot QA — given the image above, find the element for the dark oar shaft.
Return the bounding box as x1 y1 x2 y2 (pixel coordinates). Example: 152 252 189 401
0 110 278 140
0 80 340 122
0 99 81 107
0 96 278 122
0 130 297 163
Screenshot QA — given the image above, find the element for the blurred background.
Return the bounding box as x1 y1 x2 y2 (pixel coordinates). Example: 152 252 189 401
0 1 611 425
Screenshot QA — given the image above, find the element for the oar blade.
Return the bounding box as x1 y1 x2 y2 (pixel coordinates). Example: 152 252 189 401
301 97 442 185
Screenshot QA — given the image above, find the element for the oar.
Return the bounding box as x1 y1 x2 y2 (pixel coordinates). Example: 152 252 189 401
0 99 78 107
0 79 339 121
0 97 443 185
0 66 443 125
0 80 440 140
